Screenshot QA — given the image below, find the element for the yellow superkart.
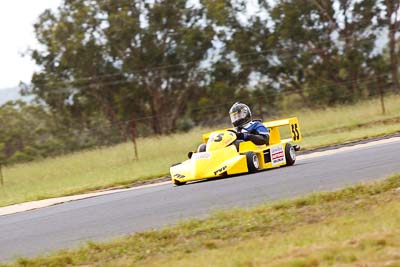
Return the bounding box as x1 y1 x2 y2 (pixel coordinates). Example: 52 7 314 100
170 117 302 186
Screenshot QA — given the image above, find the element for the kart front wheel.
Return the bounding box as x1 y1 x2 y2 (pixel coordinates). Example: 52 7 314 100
173 179 187 186
246 152 260 173
285 143 296 166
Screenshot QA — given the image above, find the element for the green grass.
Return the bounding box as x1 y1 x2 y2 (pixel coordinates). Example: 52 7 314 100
1 94 400 207
297 94 400 136
301 122 400 149
0 128 208 206
4 174 400 267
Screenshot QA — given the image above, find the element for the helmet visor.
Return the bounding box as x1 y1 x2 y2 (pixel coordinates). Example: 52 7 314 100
230 109 247 124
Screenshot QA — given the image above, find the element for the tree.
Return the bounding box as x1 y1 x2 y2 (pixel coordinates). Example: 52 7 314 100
29 0 215 135
0 101 57 163
378 0 400 93
217 0 382 106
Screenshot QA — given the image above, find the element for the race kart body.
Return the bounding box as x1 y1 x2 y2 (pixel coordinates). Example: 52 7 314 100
170 117 302 186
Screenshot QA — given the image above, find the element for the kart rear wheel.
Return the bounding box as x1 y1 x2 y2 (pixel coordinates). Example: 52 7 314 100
285 143 296 166
246 152 260 173
173 179 186 186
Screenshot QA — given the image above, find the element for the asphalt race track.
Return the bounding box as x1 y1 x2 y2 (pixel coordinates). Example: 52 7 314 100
1 138 400 261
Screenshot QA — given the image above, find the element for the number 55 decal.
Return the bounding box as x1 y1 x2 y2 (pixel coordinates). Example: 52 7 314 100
291 123 300 141
213 133 224 142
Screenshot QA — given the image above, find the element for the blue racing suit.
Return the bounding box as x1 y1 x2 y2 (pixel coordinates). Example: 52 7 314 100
236 120 270 145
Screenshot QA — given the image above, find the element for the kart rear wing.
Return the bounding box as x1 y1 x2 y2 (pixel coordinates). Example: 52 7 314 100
202 117 301 145
263 117 301 145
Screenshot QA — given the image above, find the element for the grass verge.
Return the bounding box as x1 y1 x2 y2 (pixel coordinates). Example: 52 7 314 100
0 94 400 207
3 174 400 266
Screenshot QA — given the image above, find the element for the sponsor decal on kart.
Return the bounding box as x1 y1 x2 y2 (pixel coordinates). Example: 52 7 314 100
174 174 185 179
224 138 234 146
214 166 227 176
192 152 211 160
271 145 285 165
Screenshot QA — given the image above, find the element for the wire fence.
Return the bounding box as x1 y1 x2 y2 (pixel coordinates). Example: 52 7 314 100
0 73 398 169
0 162 3 186
0 88 399 188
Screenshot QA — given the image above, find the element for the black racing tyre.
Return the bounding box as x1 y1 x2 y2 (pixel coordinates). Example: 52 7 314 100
197 143 206 152
173 179 186 186
285 143 296 166
246 152 260 173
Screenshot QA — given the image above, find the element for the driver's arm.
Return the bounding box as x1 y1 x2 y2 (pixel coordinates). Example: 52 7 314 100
246 133 269 145
243 124 270 145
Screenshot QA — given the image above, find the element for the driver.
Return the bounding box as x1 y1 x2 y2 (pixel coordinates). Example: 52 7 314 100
197 102 269 153
228 102 270 146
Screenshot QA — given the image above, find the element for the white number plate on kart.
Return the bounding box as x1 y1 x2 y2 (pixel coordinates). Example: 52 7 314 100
192 152 211 160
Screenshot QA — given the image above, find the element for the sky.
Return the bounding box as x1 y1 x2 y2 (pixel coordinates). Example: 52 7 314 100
0 0 263 92
0 0 61 90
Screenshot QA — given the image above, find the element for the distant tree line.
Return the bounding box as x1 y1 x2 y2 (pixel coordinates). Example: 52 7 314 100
1 0 399 163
